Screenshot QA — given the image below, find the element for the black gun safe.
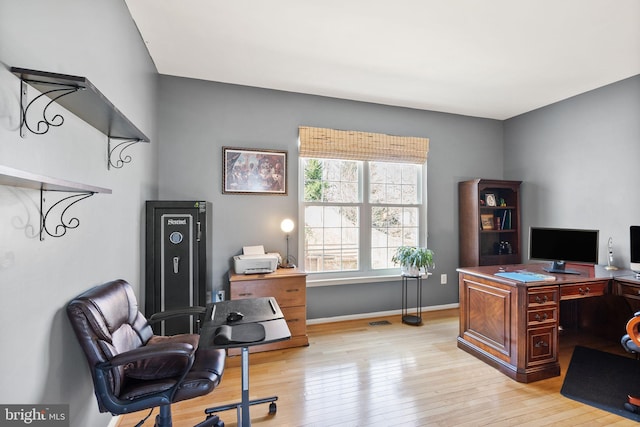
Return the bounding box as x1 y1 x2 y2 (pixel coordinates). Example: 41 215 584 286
145 201 207 334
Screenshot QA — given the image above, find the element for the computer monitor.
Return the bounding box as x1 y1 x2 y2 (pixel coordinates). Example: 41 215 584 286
631 226 640 274
529 227 599 274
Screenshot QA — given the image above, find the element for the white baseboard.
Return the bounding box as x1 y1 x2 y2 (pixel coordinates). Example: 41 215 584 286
108 415 119 427
306 303 459 325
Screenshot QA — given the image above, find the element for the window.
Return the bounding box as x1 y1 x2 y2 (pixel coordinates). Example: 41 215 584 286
298 126 429 279
302 158 424 275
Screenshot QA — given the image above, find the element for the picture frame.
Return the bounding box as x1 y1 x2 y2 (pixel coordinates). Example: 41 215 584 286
484 193 497 207
223 147 287 195
481 214 494 230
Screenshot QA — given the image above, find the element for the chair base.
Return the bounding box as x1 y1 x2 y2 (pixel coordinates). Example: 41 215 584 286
193 414 224 427
153 405 224 427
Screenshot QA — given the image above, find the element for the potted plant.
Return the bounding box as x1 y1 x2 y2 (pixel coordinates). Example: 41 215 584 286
392 246 435 277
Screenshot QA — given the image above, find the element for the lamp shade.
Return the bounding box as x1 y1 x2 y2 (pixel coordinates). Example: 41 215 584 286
280 219 295 233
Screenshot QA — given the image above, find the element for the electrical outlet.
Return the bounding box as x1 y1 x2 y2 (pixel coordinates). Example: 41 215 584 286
440 274 447 285
215 290 225 302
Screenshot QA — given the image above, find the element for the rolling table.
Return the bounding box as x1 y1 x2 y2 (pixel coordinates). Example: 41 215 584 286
199 297 291 427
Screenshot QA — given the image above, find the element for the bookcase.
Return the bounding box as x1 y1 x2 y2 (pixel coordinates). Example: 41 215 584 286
459 179 521 267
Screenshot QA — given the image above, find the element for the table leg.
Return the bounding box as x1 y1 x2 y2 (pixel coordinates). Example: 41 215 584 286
237 346 250 426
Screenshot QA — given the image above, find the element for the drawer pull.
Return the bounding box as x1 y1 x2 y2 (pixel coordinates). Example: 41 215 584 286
535 295 548 304
238 292 253 297
534 340 549 348
578 287 590 295
534 313 548 322
287 318 300 323
286 289 300 293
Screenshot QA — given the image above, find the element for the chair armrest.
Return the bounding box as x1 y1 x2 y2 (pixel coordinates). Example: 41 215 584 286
148 306 207 325
626 315 640 348
93 342 196 414
96 342 195 371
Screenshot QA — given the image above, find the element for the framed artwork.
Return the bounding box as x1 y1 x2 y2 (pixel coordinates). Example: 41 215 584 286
481 214 494 230
484 193 497 207
223 147 287 195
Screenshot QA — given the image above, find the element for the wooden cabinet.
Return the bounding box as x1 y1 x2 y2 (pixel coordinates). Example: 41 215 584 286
459 179 521 267
229 268 309 353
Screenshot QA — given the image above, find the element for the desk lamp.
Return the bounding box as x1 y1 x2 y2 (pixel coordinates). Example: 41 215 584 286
280 218 296 268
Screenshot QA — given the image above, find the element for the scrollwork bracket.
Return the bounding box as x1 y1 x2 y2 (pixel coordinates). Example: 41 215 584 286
19 79 82 138
108 137 142 170
40 189 95 240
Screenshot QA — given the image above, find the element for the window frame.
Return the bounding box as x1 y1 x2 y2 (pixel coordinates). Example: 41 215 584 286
299 157 427 286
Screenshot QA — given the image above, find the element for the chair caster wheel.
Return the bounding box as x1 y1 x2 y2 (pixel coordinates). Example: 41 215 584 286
624 402 639 413
205 414 224 427
269 402 277 415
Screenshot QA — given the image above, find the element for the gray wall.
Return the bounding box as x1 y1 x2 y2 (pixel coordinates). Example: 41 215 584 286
504 75 640 268
157 75 504 319
0 1 158 426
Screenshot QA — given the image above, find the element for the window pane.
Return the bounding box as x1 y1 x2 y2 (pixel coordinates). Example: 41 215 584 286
303 159 360 203
371 206 419 270
303 205 360 273
305 206 323 227
368 162 419 204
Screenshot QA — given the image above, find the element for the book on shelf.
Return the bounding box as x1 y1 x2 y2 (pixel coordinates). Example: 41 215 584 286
495 270 556 282
497 209 511 230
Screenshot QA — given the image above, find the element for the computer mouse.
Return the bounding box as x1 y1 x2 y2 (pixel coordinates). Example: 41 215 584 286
226 311 244 323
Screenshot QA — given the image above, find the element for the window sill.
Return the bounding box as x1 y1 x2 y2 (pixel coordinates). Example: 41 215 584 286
306 273 431 287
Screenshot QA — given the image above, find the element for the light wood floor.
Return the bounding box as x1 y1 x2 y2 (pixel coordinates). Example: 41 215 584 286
117 309 638 426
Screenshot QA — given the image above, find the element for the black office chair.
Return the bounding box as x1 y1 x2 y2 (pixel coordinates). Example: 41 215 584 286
621 311 640 413
66 279 226 427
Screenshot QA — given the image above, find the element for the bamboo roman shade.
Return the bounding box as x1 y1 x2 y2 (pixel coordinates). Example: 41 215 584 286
298 126 429 164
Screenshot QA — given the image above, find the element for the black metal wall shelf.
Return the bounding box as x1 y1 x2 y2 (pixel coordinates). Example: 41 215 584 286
10 67 150 169
0 165 111 240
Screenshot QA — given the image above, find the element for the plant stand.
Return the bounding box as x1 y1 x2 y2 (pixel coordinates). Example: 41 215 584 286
401 274 423 325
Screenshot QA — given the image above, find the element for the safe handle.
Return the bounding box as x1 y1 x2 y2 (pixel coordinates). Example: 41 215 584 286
173 256 180 274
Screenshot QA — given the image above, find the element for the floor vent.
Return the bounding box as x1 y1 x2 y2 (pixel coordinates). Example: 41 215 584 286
369 320 392 326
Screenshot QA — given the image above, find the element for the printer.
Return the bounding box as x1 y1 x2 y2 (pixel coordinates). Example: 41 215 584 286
233 245 280 274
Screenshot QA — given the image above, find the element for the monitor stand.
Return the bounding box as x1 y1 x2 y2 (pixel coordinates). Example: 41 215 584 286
543 261 581 275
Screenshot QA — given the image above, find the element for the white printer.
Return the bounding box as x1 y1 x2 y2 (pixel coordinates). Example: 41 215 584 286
233 245 280 274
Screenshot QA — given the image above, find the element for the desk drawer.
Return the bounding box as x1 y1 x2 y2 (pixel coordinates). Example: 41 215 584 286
282 305 307 336
617 283 640 300
527 325 557 366
560 281 607 300
527 308 557 325
231 276 306 307
527 287 558 306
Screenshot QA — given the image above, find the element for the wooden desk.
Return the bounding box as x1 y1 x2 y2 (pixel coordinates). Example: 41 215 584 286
229 268 308 353
457 263 638 383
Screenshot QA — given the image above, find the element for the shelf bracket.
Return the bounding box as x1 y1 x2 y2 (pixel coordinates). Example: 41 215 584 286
40 189 95 240
108 137 142 170
19 79 82 138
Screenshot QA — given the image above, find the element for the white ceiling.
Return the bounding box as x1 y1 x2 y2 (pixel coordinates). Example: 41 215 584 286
124 0 640 120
